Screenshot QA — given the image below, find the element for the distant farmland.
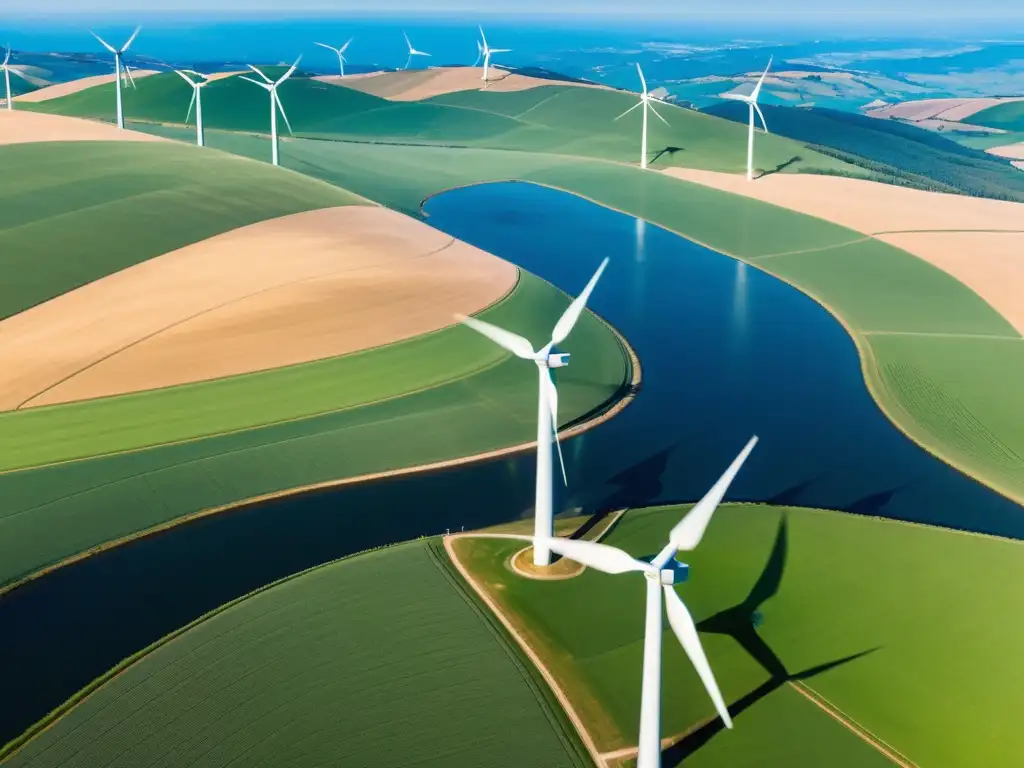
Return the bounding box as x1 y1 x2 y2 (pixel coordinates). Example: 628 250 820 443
1 540 591 768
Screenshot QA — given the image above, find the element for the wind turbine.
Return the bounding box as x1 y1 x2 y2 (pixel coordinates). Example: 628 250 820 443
89 26 141 130
614 63 669 170
402 32 430 70
456 257 609 567
720 56 773 181
240 57 300 167
2 45 31 111
478 26 511 82
314 39 352 77
540 436 759 768
175 69 209 147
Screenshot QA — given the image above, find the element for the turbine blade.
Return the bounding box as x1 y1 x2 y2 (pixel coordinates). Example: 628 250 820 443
121 26 142 53
174 69 196 86
8 67 31 82
314 41 335 52
751 56 772 101
276 55 302 85
544 537 649 575
670 436 758 552
125 66 137 88
491 48 511 54
614 99 643 121
719 92 751 102
544 368 568 487
240 75 272 90
89 30 117 55
274 89 293 135
663 586 733 728
455 314 535 359
340 38 352 54
636 62 647 94
550 257 609 346
185 87 196 123
478 25 488 50
247 64 273 83
3 46 9 67
648 100 670 125
754 102 770 134
403 31 413 52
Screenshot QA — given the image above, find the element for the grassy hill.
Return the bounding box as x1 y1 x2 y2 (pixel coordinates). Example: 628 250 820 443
25 73 860 176
970 100 1024 132
704 101 1024 201
455 503 1024 766
1 539 591 767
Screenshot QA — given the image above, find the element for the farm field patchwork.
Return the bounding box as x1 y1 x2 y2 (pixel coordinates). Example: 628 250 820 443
453 503 1024 767
1 539 591 768
970 100 1024 132
128 125 1024 503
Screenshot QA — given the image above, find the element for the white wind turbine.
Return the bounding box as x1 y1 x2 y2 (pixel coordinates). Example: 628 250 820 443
615 63 669 170
2 45 32 111
402 32 430 70
175 69 209 147
240 57 300 167
478 26 511 82
89 26 141 129
314 39 352 77
540 436 759 768
456 257 609 567
720 56 773 181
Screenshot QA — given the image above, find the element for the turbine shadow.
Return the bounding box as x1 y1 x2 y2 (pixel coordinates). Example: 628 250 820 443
765 473 827 507
843 484 910 517
650 146 684 165
591 443 680 514
756 155 802 179
660 514 879 765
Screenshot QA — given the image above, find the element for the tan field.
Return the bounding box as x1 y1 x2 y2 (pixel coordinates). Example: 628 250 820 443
0 109 168 145
866 97 1024 123
987 142 1024 160
319 65 607 101
0 206 517 410
14 70 159 102
663 168 1024 334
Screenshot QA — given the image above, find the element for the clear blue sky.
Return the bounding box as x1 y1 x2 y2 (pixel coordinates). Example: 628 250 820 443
4 1 1022 20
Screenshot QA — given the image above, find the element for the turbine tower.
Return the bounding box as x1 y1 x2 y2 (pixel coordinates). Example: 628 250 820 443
540 436 759 768
240 57 300 167
175 69 209 147
614 63 669 170
456 257 609 567
314 39 352 77
402 32 430 70
720 56 773 181
478 26 511 82
2 45 31 111
89 26 141 130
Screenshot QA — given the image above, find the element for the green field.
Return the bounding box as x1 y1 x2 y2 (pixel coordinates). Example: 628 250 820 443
0 266 630 588
25 73 859 176
952 131 1024 151
455 503 1024 766
0 141 365 319
1 539 590 768
970 101 1024 132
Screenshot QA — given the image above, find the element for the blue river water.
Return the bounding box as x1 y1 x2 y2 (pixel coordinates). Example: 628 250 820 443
1 181 1020 746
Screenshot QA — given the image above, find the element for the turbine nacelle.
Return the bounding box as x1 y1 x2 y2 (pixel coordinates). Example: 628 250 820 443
645 560 689 586
544 352 570 369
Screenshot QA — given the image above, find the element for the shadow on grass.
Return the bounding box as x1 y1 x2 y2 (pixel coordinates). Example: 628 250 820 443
650 146 684 165
663 514 879 765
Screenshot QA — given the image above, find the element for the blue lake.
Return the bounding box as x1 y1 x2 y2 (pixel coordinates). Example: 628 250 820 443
1 180 1020 745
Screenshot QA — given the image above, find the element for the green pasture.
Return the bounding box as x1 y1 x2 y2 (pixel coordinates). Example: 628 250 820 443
970 100 1024 132
867 333 1024 500
952 131 1024 151
457 503 1024 767
0 269 630 586
0 141 363 318
1 539 590 768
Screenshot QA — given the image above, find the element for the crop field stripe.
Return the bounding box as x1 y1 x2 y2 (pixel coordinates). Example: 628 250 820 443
13 235 464 411
790 682 917 768
427 540 593 767
864 331 1023 340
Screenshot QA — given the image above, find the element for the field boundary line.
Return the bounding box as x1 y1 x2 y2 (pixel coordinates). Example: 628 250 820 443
0 308 640 598
863 330 1023 340
789 681 918 768
444 534 608 767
